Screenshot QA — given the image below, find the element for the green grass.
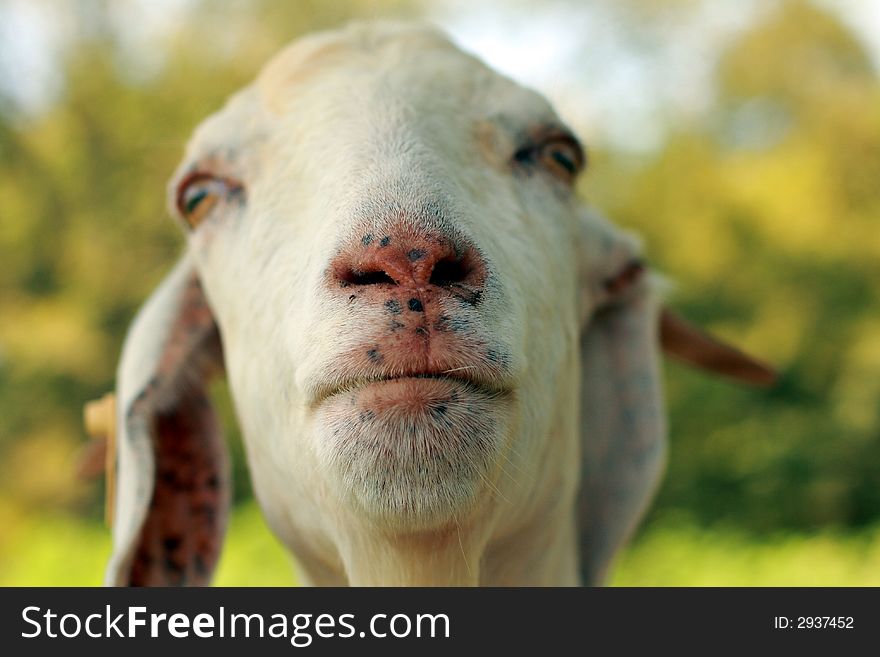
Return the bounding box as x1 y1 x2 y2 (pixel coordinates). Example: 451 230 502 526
610 521 880 586
2 499 878 586
0 499 296 587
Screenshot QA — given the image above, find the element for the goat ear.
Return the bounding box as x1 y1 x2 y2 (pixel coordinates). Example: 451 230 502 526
105 254 229 586
659 309 777 386
574 210 778 584
575 209 667 585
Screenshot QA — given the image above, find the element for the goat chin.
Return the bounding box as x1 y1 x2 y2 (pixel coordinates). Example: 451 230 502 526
312 377 512 530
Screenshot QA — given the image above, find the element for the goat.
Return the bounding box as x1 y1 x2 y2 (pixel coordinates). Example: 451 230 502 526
95 21 774 586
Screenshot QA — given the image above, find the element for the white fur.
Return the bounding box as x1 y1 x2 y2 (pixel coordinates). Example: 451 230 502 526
111 21 666 587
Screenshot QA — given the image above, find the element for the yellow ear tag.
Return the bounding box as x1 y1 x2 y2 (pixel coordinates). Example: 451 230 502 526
83 393 117 527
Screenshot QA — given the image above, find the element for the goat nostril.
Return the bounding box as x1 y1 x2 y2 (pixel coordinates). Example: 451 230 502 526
429 256 471 287
332 233 483 294
341 269 396 286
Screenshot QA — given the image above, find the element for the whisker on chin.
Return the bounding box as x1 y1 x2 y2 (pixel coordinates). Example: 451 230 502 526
463 448 511 506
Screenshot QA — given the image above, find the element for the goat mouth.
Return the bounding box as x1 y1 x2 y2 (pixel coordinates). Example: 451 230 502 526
312 372 511 527
310 372 509 408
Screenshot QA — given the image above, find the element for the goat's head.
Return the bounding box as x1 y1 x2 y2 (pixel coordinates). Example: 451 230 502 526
104 22 774 586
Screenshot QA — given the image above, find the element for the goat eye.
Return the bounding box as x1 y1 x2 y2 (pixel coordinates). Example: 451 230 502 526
175 173 241 228
537 138 584 182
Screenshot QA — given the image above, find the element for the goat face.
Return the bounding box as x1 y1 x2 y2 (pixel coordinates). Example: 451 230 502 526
171 25 625 530
105 21 773 587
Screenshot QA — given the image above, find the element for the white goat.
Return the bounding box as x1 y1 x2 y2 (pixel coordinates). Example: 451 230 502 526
100 21 773 586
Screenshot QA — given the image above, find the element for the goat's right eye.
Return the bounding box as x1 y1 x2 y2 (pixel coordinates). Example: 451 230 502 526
175 173 242 229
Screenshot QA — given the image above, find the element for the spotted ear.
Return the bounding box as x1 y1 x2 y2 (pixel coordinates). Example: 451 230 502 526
105 254 229 586
575 209 667 586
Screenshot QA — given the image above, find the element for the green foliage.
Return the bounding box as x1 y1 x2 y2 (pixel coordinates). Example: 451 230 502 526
585 0 880 533
0 0 878 584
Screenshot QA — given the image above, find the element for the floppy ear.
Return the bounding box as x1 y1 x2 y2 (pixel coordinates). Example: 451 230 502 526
105 254 229 586
574 210 777 585
577 288 667 585
575 209 667 586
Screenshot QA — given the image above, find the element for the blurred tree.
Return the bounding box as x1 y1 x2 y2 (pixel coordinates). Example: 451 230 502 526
0 0 877 538
588 0 880 532
0 0 407 513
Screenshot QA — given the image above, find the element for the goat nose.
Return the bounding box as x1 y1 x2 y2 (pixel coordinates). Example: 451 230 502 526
331 228 485 294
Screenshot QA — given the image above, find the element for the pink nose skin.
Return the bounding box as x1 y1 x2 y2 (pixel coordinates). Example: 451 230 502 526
324 225 505 394
330 227 487 312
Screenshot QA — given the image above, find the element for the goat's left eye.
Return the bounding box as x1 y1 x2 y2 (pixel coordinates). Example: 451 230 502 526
175 173 242 229
536 138 584 182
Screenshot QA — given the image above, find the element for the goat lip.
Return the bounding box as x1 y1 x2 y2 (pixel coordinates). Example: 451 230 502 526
309 372 509 408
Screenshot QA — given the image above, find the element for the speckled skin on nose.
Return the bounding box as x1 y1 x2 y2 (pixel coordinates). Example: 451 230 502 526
327 225 490 371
